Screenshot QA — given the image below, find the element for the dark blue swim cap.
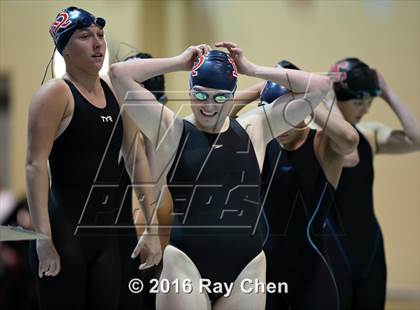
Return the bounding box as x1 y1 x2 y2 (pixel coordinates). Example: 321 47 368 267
260 81 289 105
189 50 238 92
49 7 106 55
277 60 300 70
259 60 300 105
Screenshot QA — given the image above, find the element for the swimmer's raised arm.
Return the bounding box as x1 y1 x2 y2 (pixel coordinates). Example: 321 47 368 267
216 42 332 144
109 45 211 154
229 81 266 117
359 70 420 154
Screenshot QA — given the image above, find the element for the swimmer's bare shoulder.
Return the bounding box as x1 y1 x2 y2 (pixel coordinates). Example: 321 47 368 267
29 78 73 141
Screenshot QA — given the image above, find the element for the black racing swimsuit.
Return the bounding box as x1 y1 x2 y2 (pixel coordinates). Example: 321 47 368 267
261 130 339 310
325 127 386 309
167 118 263 301
47 79 123 234
29 79 123 310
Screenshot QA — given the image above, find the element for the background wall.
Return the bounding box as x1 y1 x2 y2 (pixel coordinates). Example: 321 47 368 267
1 0 419 303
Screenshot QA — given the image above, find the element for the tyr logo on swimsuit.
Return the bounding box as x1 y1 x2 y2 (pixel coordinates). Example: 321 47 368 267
100 115 113 122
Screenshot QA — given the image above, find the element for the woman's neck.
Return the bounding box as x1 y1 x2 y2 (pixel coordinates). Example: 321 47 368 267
65 66 101 94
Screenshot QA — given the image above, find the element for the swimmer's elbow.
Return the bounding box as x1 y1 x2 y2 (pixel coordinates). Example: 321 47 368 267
25 157 45 170
410 128 420 146
25 159 48 180
109 63 126 82
341 131 360 155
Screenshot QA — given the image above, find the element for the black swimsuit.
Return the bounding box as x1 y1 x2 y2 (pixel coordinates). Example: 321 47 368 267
325 128 386 309
167 118 263 301
261 130 339 309
29 79 123 310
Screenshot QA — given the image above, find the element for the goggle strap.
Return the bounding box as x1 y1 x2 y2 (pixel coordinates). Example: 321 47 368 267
41 47 57 85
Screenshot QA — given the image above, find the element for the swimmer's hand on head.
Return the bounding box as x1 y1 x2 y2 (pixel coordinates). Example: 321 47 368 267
215 41 256 76
175 44 212 70
374 69 390 101
216 41 332 147
36 238 61 278
363 68 420 153
131 228 162 270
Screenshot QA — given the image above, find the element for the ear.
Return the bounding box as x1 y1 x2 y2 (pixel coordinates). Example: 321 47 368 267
62 47 70 58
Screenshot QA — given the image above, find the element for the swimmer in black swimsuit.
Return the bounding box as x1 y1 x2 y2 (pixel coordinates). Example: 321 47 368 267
110 42 331 309
326 58 420 309
118 51 171 310
26 7 160 310
232 60 359 310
